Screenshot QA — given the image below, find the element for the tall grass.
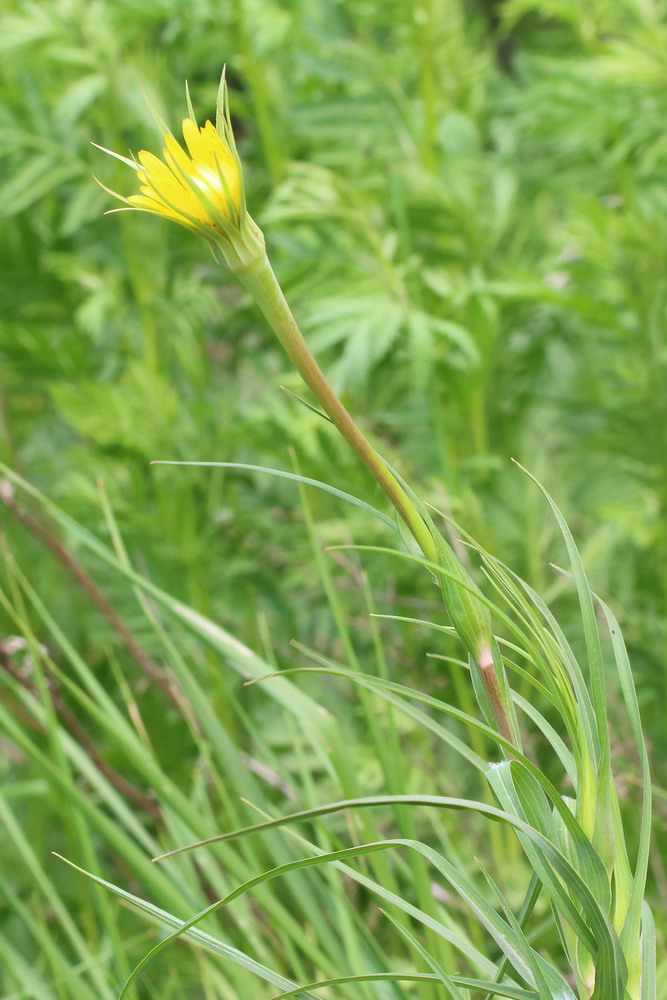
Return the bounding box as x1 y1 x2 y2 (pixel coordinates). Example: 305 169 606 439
0 439 658 997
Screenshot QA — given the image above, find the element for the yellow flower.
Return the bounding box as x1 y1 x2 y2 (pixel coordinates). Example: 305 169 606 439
128 117 241 233
95 74 265 271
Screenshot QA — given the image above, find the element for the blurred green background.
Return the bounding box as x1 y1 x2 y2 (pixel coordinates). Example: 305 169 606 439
1 0 666 995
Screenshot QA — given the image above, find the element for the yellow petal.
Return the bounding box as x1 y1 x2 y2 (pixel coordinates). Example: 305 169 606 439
127 193 166 212
202 121 232 167
137 149 171 176
138 154 184 199
129 192 199 227
182 117 208 162
163 133 195 178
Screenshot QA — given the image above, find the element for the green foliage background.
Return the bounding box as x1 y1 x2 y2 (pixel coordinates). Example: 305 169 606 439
1 0 666 996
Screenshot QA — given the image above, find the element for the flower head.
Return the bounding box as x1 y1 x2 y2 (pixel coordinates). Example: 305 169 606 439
95 72 264 271
129 117 241 231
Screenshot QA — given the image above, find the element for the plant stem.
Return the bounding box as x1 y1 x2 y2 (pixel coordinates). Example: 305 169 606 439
236 252 441 566
234 251 519 750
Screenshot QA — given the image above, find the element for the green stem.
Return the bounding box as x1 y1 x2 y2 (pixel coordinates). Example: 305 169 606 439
233 249 518 750
236 253 440 566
